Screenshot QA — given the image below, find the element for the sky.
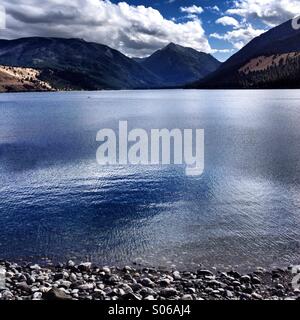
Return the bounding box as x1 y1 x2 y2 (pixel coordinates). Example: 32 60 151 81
0 0 299 61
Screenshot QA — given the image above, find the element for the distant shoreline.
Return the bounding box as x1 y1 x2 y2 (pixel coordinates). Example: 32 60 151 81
1 87 300 94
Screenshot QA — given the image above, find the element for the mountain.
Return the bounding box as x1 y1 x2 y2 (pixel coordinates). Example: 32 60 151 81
0 65 53 92
191 19 300 89
132 57 146 63
0 37 161 90
237 52 300 88
139 43 221 86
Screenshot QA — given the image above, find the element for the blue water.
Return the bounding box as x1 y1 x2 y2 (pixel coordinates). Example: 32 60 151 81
0 90 300 271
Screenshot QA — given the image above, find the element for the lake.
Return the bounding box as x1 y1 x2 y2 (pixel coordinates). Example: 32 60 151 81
0 89 300 271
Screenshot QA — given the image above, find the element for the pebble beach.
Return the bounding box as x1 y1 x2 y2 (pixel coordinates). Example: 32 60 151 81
0 261 299 301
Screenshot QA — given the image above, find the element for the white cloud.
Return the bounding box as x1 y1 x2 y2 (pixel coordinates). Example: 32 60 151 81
211 48 233 53
216 16 240 28
210 6 221 13
0 0 211 57
185 14 198 20
210 24 265 49
180 5 204 15
227 0 300 26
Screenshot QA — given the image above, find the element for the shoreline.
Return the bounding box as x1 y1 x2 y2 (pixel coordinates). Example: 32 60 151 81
0 261 299 301
2 88 300 94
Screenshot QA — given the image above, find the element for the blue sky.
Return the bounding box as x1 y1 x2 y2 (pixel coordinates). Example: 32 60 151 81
112 0 236 58
1 0 299 61
125 0 253 60
108 0 299 60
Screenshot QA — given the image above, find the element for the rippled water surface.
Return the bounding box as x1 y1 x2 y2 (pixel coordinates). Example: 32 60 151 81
0 90 300 270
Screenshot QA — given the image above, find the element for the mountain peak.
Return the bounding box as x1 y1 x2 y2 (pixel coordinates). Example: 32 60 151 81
140 42 221 86
165 42 178 49
163 42 184 52
163 42 210 56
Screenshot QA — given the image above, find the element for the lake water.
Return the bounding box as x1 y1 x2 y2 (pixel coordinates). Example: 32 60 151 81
0 90 300 271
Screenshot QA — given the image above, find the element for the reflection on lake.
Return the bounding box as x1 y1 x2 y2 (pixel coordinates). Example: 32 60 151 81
0 90 300 271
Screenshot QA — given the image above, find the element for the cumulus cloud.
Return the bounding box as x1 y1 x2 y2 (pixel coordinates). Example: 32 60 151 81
227 0 300 26
210 24 265 49
208 0 297 53
211 2 272 50
180 5 204 15
0 0 211 57
216 16 240 28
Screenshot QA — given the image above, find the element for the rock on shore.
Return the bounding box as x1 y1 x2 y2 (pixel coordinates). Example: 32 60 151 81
0 261 299 300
